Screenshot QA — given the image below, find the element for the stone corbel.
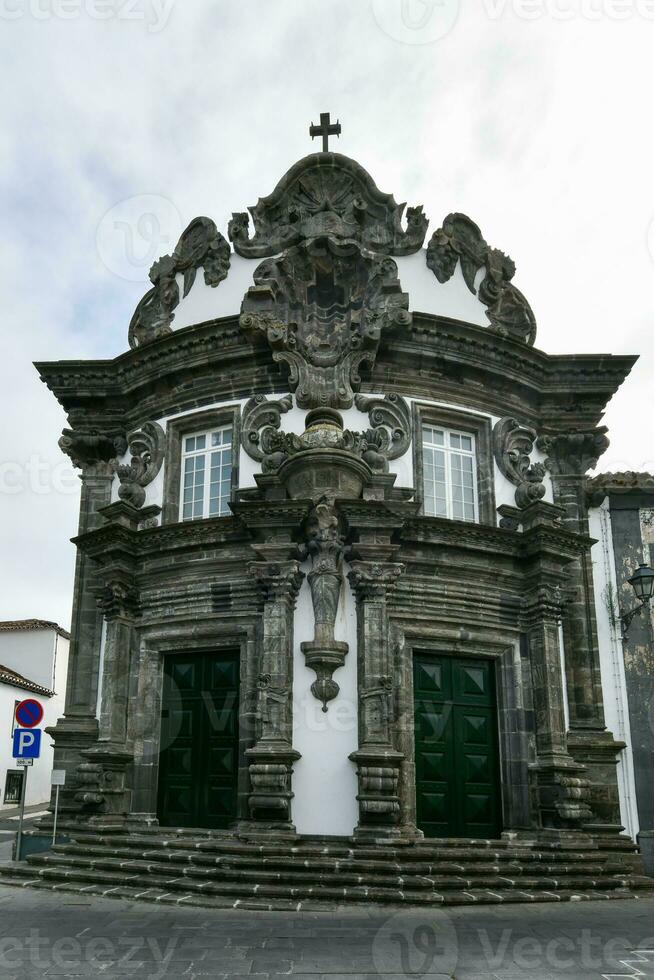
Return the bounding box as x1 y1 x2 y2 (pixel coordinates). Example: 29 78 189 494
493 417 547 518
116 421 165 509
536 428 610 478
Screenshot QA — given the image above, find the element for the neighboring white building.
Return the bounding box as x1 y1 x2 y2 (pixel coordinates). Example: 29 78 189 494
0 620 69 811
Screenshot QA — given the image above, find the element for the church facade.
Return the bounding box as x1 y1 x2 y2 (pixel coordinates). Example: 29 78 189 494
35 136 646 863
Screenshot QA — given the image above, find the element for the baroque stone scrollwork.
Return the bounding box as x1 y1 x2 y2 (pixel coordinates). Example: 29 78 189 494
240 236 411 409
493 416 546 510
426 212 537 346
228 152 428 258
299 500 349 711
59 429 128 473
354 393 412 474
116 421 165 509
128 217 231 348
536 428 610 476
241 394 294 473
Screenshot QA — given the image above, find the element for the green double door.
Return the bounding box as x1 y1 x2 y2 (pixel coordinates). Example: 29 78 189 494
157 652 239 829
414 654 501 839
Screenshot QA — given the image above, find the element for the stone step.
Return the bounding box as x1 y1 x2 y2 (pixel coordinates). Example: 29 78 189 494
0 866 634 911
27 851 633 893
55 832 640 866
46 844 630 883
0 868 636 911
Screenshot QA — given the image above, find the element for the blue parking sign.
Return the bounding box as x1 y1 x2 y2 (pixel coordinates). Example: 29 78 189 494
12 728 41 760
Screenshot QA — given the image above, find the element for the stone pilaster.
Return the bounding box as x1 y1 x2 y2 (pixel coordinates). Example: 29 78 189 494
348 560 406 840
537 429 624 828
242 560 303 835
46 429 126 821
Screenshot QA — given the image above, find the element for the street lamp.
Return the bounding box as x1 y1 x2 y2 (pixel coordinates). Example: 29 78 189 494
619 563 654 637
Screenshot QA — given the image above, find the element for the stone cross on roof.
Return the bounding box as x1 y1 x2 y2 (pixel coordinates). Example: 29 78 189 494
309 112 341 152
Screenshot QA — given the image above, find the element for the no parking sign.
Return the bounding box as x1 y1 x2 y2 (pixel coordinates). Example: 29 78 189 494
15 699 43 728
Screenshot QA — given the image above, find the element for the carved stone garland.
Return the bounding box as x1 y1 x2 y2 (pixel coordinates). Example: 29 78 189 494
426 212 537 345
129 217 231 348
493 417 547 514
116 421 165 509
240 236 411 409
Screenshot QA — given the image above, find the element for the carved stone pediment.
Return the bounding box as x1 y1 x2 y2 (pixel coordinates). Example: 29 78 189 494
228 152 428 258
129 217 231 348
240 236 411 409
426 212 537 346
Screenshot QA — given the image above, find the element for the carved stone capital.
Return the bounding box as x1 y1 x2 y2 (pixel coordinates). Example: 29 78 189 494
348 560 405 602
97 580 139 620
521 584 564 629
248 560 304 605
116 421 165 509
426 212 536 345
536 428 610 477
59 428 127 476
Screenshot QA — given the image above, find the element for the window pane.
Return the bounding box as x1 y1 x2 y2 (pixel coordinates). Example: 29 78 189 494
185 437 195 452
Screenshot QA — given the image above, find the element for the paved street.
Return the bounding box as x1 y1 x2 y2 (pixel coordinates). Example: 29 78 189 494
0 885 653 979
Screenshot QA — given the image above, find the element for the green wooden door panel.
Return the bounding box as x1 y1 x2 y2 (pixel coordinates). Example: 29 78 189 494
158 651 239 830
414 655 501 839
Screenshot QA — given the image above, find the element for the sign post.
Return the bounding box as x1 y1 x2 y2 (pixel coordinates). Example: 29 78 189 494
12 699 43 861
51 770 66 845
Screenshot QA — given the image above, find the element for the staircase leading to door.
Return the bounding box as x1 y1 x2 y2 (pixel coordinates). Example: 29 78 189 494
0 829 652 910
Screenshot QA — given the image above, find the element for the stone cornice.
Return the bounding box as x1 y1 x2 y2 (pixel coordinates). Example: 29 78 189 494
587 471 654 495
34 313 637 432
401 515 591 561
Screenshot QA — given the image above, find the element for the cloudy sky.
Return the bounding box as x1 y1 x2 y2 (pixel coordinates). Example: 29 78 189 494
1 0 652 629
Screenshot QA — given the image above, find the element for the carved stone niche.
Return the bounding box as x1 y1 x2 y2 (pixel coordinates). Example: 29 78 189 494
228 151 428 258
426 212 537 345
240 235 411 410
493 417 547 520
129 217 231 348
115 421 165 509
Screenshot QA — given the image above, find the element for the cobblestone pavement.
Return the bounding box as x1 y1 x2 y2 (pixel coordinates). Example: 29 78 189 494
0 885 653 979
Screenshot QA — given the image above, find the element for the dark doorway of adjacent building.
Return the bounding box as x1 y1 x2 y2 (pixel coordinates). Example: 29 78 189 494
157 651 239 829
414 653 501 839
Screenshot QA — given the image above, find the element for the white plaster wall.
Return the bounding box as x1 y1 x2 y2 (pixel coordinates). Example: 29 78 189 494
588 500 639 838
164 248 492 336
291 560 359 836
0 629 58 690
0 630 69 811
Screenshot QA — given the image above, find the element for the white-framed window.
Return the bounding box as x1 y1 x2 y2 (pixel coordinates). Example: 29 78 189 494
180 426 233 521
422 425 478 522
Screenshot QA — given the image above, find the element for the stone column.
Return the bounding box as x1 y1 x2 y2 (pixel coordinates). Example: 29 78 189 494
348 560 406 840
46 430 126 820
242 559 304 837
537 430 624 827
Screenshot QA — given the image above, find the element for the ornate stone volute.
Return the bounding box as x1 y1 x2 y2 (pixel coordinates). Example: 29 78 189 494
426 212 536 345
355 394 412 474
129 216 231 348
493 416 547 511
536 428 610 477
240 236 411 409
59 428 127 476
116 421 165 509
241 395 294 473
